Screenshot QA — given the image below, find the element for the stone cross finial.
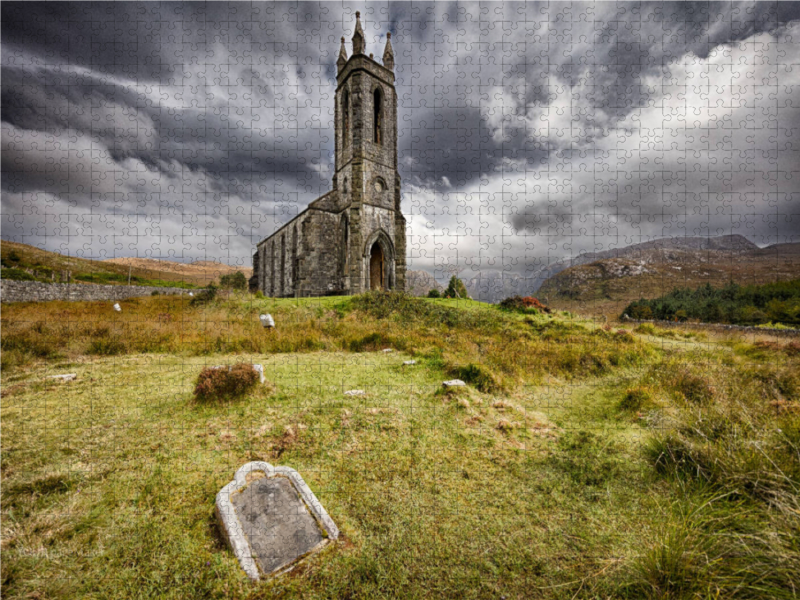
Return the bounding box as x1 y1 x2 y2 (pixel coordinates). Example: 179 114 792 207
337 36 348 72
352 11 365 55
383 32 394 70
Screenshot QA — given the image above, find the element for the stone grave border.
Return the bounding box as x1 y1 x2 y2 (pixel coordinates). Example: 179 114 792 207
215 461 339 581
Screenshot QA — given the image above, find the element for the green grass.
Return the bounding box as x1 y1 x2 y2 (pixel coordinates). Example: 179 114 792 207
2 292 798 598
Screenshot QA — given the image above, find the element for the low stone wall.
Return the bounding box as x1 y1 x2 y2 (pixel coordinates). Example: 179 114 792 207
1 280 197 303
625 317 800 339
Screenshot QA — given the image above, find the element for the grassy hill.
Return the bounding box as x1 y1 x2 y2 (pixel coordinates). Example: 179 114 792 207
2 291 798 598
539 238 800 318
0 240 251 288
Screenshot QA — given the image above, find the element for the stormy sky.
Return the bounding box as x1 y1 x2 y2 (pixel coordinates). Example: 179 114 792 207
2 2 800 281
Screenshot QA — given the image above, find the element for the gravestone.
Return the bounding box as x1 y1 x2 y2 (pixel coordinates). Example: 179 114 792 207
443 379 466 387
216 461 338 581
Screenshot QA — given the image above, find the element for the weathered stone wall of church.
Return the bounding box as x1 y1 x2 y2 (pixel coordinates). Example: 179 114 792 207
256 209 347 297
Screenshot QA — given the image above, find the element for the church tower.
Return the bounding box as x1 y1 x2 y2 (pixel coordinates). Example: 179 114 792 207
251 13 406 297
334 13 405 294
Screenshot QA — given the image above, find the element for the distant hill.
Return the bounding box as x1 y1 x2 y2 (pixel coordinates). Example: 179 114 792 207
538 235 800 316
105 257 252 286
1 240 251 288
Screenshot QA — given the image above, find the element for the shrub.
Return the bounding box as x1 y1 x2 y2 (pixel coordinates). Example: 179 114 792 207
87 337 127 356
190 284 217 306
1 268 36 281
674 369 715 404
448 362 502 393
220 271 247 290
427 289 441 298
499 296 551 313
620 386 652 411
443 276 469 299
254 290 264 299
193 363 259 401
151 291 160 296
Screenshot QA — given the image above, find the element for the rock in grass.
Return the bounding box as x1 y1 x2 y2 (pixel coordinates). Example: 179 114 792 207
216 461 338 581
113 303 121 312
344 389 365 396
382 348 393 353
403 360 416 366
47 373 76 382
443 379 466 387
259 314 275 328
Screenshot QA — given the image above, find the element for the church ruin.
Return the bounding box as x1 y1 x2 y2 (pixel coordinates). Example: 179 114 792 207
251 13 407 297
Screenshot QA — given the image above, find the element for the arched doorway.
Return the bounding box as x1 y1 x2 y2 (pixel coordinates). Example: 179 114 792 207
369 242 384 290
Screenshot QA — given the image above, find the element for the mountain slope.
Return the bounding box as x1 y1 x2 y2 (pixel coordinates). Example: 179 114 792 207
1 240 250 287
538 236 800 316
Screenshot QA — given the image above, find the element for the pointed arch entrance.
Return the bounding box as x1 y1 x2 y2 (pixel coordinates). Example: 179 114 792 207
364 229 395 291
369 242 384 290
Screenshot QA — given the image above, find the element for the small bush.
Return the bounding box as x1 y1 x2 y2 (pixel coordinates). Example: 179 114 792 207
427 289 441 298
151 290 160 296
88 337 127 356
220 271 247 290
449 362 502 393
194 363 259 401
443 276 469 299
499 296 551 313
620 386 652 411
190 284 217 306
674 368 715 404
254 291 264 299
1 268 36 281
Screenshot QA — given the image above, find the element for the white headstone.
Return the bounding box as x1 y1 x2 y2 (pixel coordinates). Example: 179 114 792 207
443 379 466 387
216 462 338 581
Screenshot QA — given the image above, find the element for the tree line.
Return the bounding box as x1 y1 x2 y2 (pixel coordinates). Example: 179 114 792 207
622 279 800 326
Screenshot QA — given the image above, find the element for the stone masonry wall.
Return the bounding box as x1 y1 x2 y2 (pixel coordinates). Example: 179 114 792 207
1 280 196 303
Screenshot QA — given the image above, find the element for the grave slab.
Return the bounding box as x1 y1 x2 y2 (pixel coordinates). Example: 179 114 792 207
216 461 338 581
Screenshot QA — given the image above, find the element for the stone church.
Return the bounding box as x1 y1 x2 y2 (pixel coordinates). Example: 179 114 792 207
250 13 407 297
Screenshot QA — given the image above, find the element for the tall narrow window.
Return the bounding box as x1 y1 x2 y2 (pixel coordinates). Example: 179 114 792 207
342 91 350 147
373 88 383 145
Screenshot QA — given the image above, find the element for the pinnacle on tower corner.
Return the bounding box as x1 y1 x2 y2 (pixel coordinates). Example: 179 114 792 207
352 11 365 55
383 32 394 70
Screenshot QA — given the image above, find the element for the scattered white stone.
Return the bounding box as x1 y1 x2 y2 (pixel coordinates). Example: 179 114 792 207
403 360 417 366
382 348 393 353
260 314 275 328
344 389 365 396
443 379 466 387
47 373 77 382
188 292 194 297
113 303 121 312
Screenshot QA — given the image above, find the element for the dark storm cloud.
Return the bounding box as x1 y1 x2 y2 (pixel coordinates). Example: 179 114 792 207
2 1 799 269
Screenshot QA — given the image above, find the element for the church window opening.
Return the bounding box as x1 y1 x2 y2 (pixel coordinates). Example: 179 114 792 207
343 91 350 146
373 88 383 145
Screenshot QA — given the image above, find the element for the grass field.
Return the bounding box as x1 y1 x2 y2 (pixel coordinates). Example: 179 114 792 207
2 293 799 598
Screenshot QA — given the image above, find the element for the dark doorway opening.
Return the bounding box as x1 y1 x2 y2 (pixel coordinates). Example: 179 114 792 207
369 243 384 290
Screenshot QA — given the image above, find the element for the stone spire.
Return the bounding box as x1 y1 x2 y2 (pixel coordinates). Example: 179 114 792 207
337 36 348 72
352 11 365 55
382 32 394 70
